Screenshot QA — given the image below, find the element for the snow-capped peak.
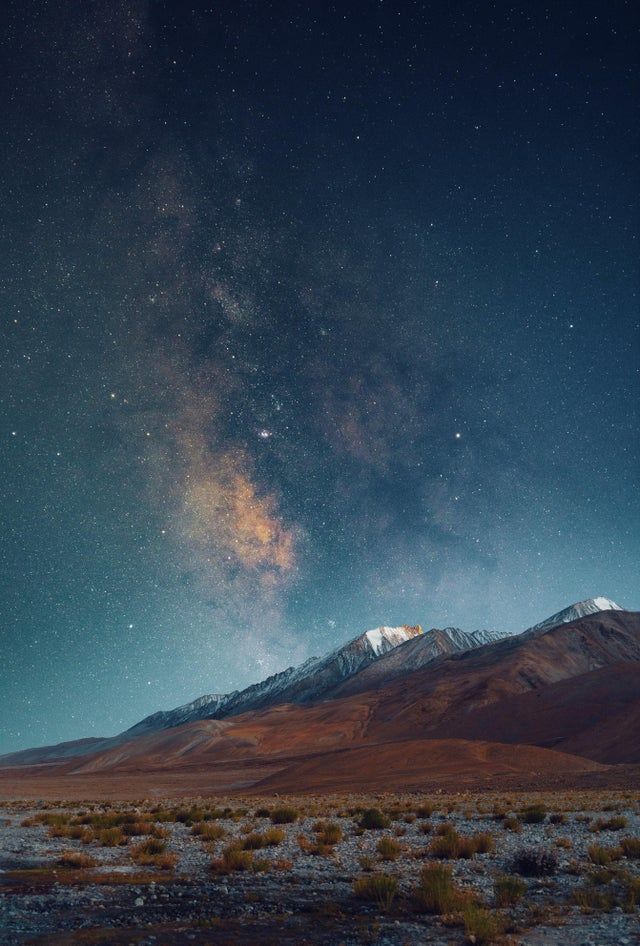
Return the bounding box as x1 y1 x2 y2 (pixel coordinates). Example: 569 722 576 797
524 596 623 636
363 625 423 655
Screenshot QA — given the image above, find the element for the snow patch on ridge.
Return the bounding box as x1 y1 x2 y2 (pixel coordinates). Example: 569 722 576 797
524 596 623 637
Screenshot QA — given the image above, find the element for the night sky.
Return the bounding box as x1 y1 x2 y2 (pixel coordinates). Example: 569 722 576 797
1 1 638 754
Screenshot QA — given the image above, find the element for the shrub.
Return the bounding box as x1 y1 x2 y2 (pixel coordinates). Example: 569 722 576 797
588 844 621 866
519 804 546 824
512 847 557 877
376 836 402 862
359 808 391 830
620 837 640 859
549 813 567 825
353 873 398 911
414 863 472 914
56 851 96 869
494 874 526 906
462 903 504 944
270 807 298 825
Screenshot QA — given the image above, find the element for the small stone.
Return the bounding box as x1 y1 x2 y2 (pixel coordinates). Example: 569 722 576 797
134 897 144 907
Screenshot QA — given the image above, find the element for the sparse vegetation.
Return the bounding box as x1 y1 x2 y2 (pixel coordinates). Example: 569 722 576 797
590 815 628 832
97 827 126 847
131 837 176 870
494 874 526 906
588 843 621 866
519 803 547 824
620 836 640 859
353 873 398 911
414 863 473 914
512 847 558 876
270 807 298 824
358 808 391 830
376 835 402 861
56 851 96 869
462 903 504 944
429 827 494 859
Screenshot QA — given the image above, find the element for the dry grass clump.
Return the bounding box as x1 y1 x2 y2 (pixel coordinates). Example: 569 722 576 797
353 873 398 911
210 843 270 874
416 802 435 818
192 822 225 841
131 838 177 870
519 803 546 824
414 863 473 914
358 854 374 872
587 843 622 866
270 807 298 824
376 836 402 862
56 851 96 869
573 872 640 913
619 836 640 859
358 808 391 830
429 825 494 859
462 903 504 944
122 820 167 839
97 827 126 847
48 824 94 842
493 874 526 906
313 821 342 845
590 815 628 832
23 812 70 828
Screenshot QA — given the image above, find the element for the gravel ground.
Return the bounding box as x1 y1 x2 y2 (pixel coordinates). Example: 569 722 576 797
0 795 639 945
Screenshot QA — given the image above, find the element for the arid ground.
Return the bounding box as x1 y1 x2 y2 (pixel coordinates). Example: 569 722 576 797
1 790 639 945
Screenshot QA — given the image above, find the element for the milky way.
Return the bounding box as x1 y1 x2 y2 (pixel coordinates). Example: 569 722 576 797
1 1 638 752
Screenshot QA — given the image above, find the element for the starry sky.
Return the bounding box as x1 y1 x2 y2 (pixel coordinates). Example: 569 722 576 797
1 1 638 754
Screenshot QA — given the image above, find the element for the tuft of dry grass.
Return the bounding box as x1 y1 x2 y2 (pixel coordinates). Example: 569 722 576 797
353 873 398 911
589 815 628 833
270 807 298 824
376 836 402 862
494 874 526 906
56 851 96 869
620 836 640 859
358 808 391 830
97 827 126 847
587 843 621 866
429 827 494 859
462 903 504 944
131 838 176 870
414 863 473 914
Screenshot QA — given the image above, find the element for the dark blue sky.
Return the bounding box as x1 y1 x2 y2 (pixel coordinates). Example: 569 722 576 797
1 1 638 753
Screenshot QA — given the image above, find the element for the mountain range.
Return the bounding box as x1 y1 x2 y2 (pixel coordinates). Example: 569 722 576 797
1 596 638 797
